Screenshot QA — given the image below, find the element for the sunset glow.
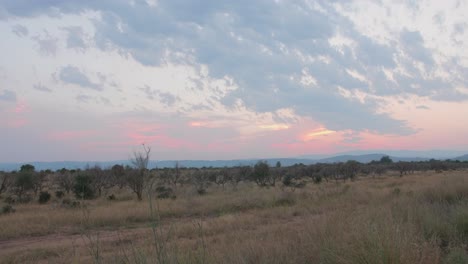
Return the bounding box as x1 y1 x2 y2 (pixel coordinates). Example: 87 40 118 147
305 129 336 139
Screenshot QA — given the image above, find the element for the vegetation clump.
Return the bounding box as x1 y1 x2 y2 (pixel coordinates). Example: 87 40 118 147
1 204 15 214
73 174 95 200
38 191 51 204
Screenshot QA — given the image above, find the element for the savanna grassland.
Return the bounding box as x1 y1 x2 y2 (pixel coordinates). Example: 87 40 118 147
1 168 468 264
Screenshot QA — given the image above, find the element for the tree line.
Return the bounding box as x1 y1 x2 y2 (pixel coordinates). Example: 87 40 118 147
1 154 467 204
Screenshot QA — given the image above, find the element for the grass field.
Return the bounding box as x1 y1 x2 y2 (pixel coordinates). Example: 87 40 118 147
1 170 468 263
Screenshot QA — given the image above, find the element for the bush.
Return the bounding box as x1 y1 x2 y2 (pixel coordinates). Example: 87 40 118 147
73 174 95 199
38 191 51 204
155 186 176 199
282 174 293 187
55 190 65 199
312 175 322 184
1 204 15 214
14 172 35 199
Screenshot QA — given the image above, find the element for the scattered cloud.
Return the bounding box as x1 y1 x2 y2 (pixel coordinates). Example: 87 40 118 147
59 65 102 90
416 105 430 110
62 26 87 51
0 1 468 161
11 24 28 37
33 83 52 92
0 89 16 102
140 85 180 107
76 94 92 103
32 30 59 56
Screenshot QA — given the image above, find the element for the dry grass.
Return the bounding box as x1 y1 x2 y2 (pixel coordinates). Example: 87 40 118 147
1 170 468 263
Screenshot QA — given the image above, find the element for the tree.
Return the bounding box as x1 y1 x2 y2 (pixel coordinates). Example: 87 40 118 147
14 172 35 199
214 167 231 190
87 165 112 197
73 173 95 199
0 172 12 195
394 161 410 177
169 161 182 188
111 164 126 189
341 160 360 181
191 169 209 194
20 164 35 173
380 156 393 164
252 161 271 186
55 168 75 194
128 144 151 201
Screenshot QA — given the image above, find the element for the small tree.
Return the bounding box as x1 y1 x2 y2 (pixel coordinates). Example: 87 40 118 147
341 160 360 181
55 168 75 194
20 164 35 172
252 161 271 186
73 173 95 199
191 169 209 195
14 172 34 200
169 161 182 188
0 172 12 195
128 144 151 201
380 156 393 164
214 167 231 190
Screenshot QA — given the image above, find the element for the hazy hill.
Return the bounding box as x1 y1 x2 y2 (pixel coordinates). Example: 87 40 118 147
0 153 465 171
454 154 468 161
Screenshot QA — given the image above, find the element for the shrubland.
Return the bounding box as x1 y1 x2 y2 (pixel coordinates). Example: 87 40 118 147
0 155 467 263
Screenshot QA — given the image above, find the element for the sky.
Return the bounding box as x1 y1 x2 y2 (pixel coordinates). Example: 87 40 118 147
1 0 468 162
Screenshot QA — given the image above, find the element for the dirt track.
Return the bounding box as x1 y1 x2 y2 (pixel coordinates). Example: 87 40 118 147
0 227 151 256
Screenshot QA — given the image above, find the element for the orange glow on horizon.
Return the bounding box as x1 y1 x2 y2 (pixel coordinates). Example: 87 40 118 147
258 124 290 131
306 129 336 138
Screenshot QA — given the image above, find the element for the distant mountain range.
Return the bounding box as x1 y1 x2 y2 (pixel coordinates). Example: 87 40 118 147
0 152 467 171
454 154 468 161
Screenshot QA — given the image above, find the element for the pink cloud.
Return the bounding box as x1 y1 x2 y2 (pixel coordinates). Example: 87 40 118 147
10 101 30 114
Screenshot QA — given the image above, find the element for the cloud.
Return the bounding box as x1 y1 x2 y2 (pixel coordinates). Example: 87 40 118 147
32 30 59 56
59 65 102 90
416 105 430 110
62 26 87 51
0 89 16 102
33 83 52 92
400 30 434 66
11 24 28 37
140 85 180 107
76 94 91 103
1 0 467 138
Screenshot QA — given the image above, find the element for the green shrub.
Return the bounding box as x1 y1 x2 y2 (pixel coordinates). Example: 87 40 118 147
73 174 95 199
38 191 51 204
155 186 176 199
